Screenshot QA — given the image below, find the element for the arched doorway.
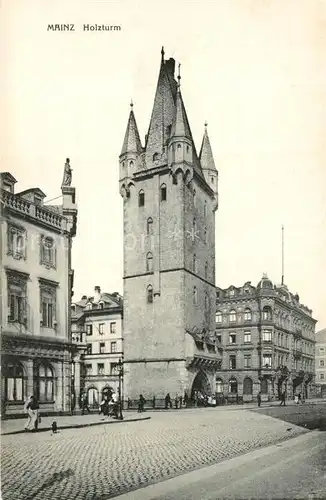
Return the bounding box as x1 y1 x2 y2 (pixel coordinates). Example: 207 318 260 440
87 387 99 408
243 377 253 395
191 371 211 404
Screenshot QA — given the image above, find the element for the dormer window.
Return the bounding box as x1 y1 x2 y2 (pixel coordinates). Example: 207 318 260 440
153 153 159 162
34 196 42 206
98 302 104 310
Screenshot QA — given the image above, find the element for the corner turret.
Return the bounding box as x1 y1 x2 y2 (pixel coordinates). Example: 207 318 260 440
199 123 218 210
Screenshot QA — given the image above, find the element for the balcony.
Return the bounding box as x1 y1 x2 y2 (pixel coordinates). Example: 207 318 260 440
293 348 303 358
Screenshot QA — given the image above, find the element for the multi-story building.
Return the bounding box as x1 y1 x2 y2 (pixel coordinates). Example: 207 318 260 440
215 274 316 402
315 328 326 397
119 48 222 400
0 165 77 417
71 287 123 409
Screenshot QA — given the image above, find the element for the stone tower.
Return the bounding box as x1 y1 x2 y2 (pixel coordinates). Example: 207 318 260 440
119 49 222 401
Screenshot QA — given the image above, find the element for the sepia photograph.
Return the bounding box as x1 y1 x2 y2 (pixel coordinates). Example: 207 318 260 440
1 0 326 499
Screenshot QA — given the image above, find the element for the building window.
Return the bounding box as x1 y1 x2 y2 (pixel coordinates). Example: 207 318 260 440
40 235 56 268
319 348 325 354
110 322 116 334
204 227 207 244
86 343 92 355
7 224 26 260
229 355 236 369
160 184 167 201
243 377 253 393
97 363 104 375
244 331 251 343
4 362 25 401
110 341 117 353
99 323 104 334
98 302 104 309
320 360 325 368
262 306 273 321
262 330 272 342
147 285 153 304
216 378 223 393
37 364 54 402
146 252 153 272
205 262 208 280
193 254 197 273
99 342 105 354
320 373 325 380
216 311 222 323
229 310 236 322
228 378 237 393
216 334 222 343
193 286 198 305
229 334 236 344
263 354 272 368
147 217 153 235
244 356 251 369
110 363 118 375
138 190 145 207
86 324 93 336
40 281 57 328
229 289 235 297
193 217 196 233
204 200 207 217
193 189 196 206
244 308 252 321
85 364 92 376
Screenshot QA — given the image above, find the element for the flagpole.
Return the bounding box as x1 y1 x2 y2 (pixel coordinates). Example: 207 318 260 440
281 225 284 285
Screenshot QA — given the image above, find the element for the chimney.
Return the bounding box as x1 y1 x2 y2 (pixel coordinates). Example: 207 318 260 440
94 286 101 302
81 295 87 300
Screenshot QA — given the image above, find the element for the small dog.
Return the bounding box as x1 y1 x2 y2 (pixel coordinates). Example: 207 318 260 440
51 421 58 434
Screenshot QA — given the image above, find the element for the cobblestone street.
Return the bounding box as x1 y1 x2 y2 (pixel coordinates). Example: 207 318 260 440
2 408 307 500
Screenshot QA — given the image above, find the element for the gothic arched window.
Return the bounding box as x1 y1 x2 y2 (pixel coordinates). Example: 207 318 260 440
204 227 207 244
147 217 153 235
229 309 237 322
193 286 198 305
138 190 145 207
204 200 207 217
146 252 153 272
193 254 197 273
216 311 222 323
160 184 167 202
147 285 153 304
193 189 196 206
205 261 208 279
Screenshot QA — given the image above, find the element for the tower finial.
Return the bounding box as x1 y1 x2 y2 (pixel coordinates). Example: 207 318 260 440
161 46 165 61
177 63 181 90
130 99 133 109
204 121 208 130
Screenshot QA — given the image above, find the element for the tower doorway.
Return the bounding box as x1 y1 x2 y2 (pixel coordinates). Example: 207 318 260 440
191 371 211 403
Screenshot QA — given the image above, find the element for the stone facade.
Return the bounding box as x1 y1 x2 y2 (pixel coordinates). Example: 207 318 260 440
71 288 123 409
0 168 77 417
315 328 326 397
120 49 222 400
215 275 316 402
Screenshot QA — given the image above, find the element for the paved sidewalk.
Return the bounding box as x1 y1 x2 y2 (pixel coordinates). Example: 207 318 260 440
1 412 150 436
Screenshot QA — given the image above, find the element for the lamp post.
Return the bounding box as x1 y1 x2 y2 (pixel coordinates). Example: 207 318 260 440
117 358 124 420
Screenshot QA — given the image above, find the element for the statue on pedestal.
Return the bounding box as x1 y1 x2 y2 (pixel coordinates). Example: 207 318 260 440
62 158 73 187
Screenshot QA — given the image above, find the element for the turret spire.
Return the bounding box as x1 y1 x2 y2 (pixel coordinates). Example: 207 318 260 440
120 102 143 156
199 122 217 172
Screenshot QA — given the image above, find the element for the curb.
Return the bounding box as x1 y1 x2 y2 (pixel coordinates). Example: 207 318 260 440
1 416 151 436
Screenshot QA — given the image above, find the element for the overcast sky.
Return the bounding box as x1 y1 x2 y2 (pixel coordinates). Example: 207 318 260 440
2 0 326 329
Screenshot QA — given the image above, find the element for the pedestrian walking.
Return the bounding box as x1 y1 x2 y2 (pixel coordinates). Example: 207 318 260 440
24 395 40 432
175 394 179 409
298 393 302 404
183 392 188 408
81 392 90 415
279 390 286 406
138 394 146 413
165 393 172 409
295 394 299 404
257 391 262 407
179 395 183 408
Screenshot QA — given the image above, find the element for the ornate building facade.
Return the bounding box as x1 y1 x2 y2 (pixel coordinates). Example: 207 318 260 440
71 288 123 409
315 328 326 397
120 48 222 400
0 163 77 417
215 275 316 402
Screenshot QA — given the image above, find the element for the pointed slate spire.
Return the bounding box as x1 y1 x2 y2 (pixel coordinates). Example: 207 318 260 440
120 101 143 156
170 87 193 140
199 122 217 171
145 49 177 162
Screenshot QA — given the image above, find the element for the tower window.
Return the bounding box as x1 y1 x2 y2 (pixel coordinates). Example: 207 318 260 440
193 254 197 273
160 184 167 202
193 218 196 233
147 285 153 304
193 286 198 305
211 177 214 184
138 190 145 207
177 144 182 149
204 227 207 244
204 201 207 217
153 153 159 161
146 252 153 272
147 217 153 235
193 189 196 206
186 145 190 153
205 293 209 310
129 161 134 168
205 261 208 279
